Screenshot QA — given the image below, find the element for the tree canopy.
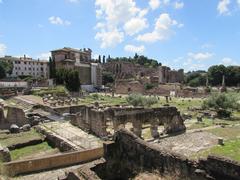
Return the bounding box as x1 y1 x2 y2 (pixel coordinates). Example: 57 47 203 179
107 53 161 68
185 65 240 87
55 68 80 92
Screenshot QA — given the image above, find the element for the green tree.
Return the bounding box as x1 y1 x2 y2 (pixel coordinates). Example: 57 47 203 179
0 64 6 79
102 55 105 64
102 71 114 85
126 94 158 107
0 60 13 78
98 55 101 63
208 65 226 86
49 57 53 78
203 93 240 117
52 57 56 78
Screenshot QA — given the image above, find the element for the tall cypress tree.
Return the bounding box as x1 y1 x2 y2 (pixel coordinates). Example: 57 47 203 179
49 57 53 78
98 55 101 63
103 55 106 64
52 56 56 78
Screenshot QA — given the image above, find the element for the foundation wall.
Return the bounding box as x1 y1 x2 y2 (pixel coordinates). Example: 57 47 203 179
1 147 104 176
103 129 240 180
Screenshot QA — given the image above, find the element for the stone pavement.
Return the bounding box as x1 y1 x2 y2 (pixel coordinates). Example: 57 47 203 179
40 121 103 150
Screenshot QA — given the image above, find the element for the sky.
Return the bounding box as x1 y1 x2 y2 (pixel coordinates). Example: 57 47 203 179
0 0 240 72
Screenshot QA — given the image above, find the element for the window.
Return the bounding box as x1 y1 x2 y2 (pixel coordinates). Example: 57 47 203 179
24 62 27 64
29 68 31 70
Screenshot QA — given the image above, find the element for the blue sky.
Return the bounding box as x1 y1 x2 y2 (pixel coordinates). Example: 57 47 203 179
0 0 240 71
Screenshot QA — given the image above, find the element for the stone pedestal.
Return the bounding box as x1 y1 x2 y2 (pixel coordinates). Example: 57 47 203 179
132 120 142 137
150 121 159 138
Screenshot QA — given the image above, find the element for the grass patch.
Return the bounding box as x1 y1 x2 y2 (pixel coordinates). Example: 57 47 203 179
0 129 43 147
79 94 127 106
207 126 240 140
31 86 69 97
191 139 240 162
10 142 55 161
188 118 214 130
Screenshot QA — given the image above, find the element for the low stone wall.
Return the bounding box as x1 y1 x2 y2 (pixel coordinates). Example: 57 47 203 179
0 106 28 129
35 126 77 152
1 147 104 176
7 138 43 151
102 129 240 180
0 145 11 162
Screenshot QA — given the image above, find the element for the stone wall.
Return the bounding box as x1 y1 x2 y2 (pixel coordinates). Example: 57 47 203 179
0 106 28 129
70 105 186 139
1 147 104 176
35 126 77 152
0 145 11 162
101 129 240 180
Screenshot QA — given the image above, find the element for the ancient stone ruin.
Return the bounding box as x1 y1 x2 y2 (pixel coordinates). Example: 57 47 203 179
83 128 240 180
70 105 186 138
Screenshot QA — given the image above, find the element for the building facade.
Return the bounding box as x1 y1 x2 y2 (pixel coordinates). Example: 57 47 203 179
51 47 102 86
0 55 49 79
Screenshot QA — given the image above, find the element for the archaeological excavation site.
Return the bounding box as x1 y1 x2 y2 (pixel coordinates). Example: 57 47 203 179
0 93 239 180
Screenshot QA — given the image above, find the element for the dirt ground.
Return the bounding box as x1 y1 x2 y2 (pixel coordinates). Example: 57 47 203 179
151 131 219 157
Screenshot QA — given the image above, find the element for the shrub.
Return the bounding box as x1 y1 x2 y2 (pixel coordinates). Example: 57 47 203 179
90 93 100 100
32 86 69 97
126 94 158 107
144 83 155 90
203 93 240 118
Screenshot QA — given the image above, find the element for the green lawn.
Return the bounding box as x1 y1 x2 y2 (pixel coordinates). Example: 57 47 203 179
0 129 43 147
10 142 56 161
79 94 127 106
188 118 214 130
192 139 240 162
207 126 240 140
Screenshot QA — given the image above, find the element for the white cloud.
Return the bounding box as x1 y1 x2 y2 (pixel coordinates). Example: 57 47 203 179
0 0 3 3
217 0 231 15
38 52 51 60
124 44 145 53
188 52 214 61
0 43 6 56
95 29 124 48
174 1 184 9
48 16 71 26
124 17 148 36
136 13 180 43
237 0 240 6
149 0 160 10
221 57 239 65
95 0 148 48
